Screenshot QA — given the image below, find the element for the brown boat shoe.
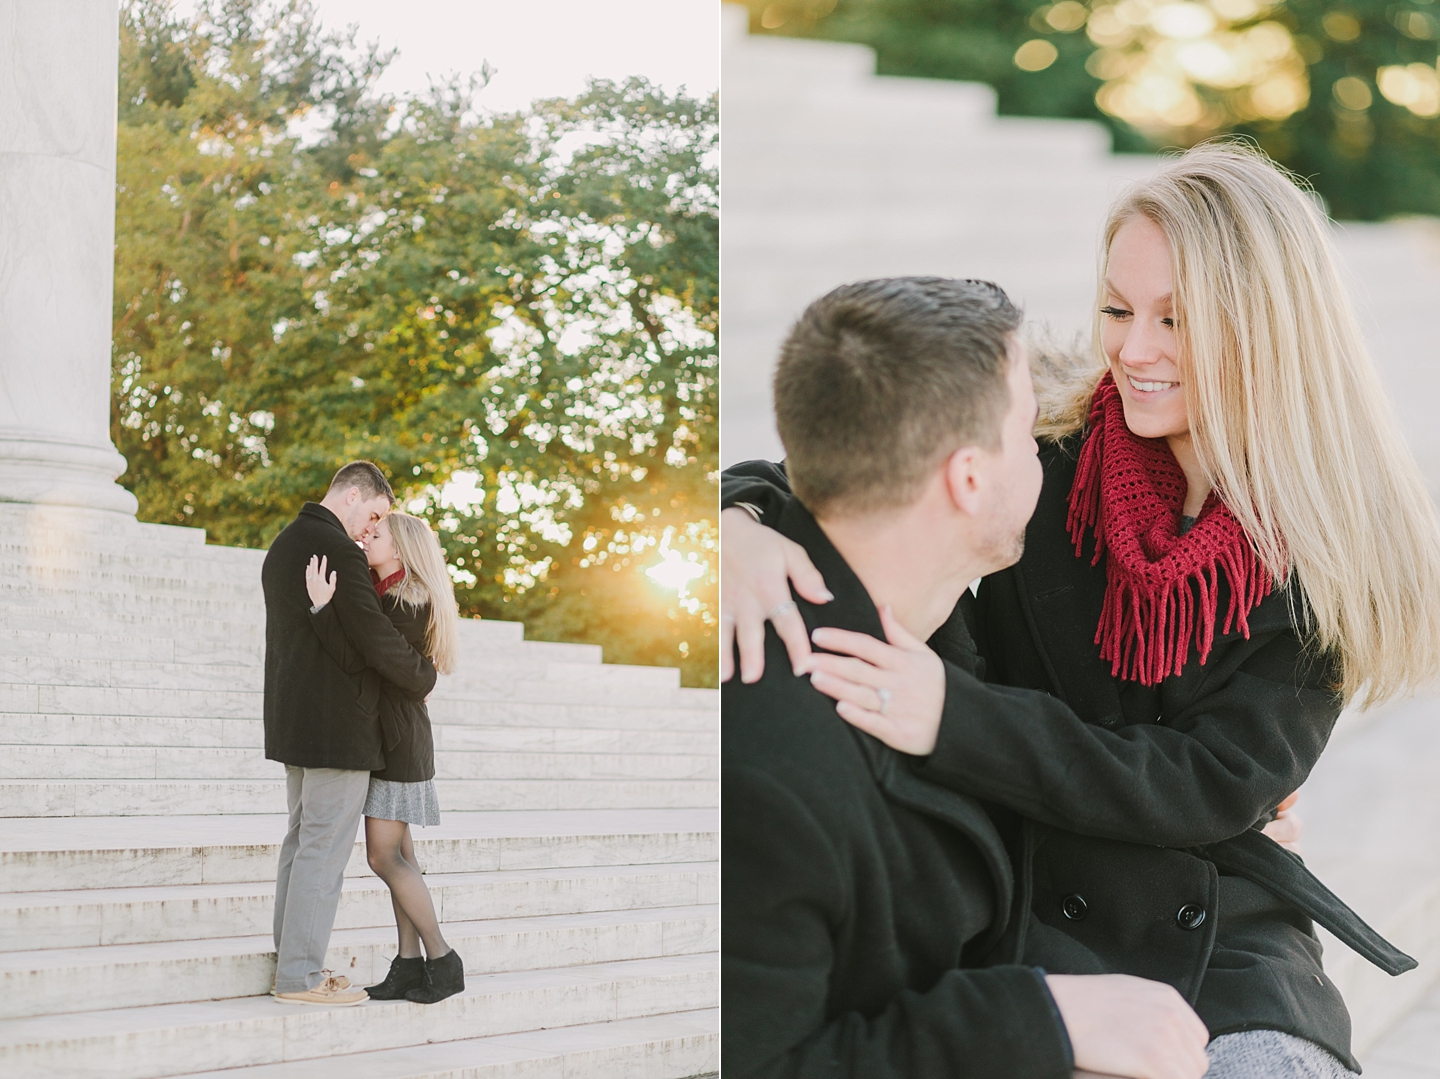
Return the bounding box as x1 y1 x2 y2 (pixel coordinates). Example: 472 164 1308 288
274 970 365 1006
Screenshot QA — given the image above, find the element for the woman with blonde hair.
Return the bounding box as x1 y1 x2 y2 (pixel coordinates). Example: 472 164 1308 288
305 510 465 1005
721 143 1440 1076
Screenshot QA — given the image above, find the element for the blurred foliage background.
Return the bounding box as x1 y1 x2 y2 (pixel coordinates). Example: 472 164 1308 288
114 0 718 685
740 0 1440 219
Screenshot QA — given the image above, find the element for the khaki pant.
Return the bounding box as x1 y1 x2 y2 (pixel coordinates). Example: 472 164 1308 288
272 766 369 992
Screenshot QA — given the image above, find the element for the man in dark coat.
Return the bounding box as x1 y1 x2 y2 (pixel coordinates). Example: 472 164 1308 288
724 277 1211 1079
262 461 437 1004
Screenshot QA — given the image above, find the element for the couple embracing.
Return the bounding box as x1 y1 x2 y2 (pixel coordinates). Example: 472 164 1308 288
721 145 1440 1077
261 461 466 1006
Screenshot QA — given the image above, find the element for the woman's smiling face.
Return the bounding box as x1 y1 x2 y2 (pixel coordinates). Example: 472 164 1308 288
1101 214 1190 440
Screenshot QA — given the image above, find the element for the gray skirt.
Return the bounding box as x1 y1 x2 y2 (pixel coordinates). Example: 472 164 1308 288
1206 1030 1357 1078
363 777 440 827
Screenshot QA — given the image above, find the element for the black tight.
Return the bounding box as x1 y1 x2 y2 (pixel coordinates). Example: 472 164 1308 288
365 816 449 959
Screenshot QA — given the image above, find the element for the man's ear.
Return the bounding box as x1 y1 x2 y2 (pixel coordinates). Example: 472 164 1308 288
942 444 985 516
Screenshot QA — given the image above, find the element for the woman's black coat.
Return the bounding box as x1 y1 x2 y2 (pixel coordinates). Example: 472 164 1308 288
723 496 1073 1079
722 451 1413 1070
310 593 437 783
261 503 437 771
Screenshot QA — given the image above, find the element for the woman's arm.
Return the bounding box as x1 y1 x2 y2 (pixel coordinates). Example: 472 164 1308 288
919 640 1335 847
721 461 832 682
304 554 432 700
722 469 1316 849
810 608 1330 848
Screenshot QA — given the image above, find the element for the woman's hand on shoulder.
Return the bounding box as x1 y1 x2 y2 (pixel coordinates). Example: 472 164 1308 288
721 507 832 683
305 554 338 609
808 605 945 755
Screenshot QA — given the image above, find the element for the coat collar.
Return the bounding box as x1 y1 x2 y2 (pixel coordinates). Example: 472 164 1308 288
775 497 1016 947
299 501 349 537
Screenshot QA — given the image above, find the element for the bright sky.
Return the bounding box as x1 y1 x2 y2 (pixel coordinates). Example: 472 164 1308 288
307 0 718 112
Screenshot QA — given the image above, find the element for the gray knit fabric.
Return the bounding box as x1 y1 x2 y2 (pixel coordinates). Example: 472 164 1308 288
363 777 440 826
1205 1031 1358 1079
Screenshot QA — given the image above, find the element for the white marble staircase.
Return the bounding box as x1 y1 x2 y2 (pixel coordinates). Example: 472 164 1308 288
0 505 718 1078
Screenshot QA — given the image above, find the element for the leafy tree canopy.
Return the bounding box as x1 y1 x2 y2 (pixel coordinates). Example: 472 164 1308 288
744 0 1440 220
115 0 717 685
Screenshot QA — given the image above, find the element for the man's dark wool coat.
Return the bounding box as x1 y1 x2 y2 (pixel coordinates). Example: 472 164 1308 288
723 497 1074 1079
310 594 437 783
723 452 1414 1071
262 503 437 771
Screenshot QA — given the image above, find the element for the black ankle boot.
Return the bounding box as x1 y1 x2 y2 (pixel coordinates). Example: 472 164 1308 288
405 948 464 1004
365 955 425 1000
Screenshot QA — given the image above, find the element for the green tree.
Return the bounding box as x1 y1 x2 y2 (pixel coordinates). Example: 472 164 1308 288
113 0 717 684
744 0 1440 220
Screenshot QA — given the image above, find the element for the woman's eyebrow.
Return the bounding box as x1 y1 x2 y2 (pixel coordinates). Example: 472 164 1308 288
1102 280 1173 306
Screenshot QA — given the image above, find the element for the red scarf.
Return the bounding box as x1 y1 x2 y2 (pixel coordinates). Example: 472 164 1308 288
1065 373 1273 684
372 567 406 596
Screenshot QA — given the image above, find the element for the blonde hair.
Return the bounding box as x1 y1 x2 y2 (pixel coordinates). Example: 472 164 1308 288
1044 142 1440 706
384 511 460 676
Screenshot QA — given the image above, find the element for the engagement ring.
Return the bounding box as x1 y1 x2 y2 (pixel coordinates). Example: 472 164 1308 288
769 600 797 619
877 687 892 715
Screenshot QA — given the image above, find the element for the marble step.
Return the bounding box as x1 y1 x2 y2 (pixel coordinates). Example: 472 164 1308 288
0 655 677 694
0 810 718 892
0 694 714 733
0 546 264 585
0 713 716 755
0 581 265 620
159 1009 717 1079
0 681 709 721
0 745 718 782
0 604 262 641
0 776 719 817
1 860 717 950
0 902 718 1018
0 506 211 551
0 627 602 667
0 955 716 1079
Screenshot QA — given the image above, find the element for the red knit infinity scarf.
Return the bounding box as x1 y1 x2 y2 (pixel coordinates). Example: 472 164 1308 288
1065 373 1272 684
373 567 406 596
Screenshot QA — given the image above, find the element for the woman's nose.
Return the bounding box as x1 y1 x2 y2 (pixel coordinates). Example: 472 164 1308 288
1119 322 1167 366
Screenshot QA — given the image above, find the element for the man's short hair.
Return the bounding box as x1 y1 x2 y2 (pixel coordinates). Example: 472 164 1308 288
774 277 1021 516
328 460 394 503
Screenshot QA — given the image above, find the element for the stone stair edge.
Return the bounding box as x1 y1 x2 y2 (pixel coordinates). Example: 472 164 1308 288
0 777 721 818
0 905 719 1019
2 862 718 952
0 859 720 911
0 713 718 748
0 825 719 894
0 901 718 971
0 744 719 783
152 1009 718 1079
0 957 717 1079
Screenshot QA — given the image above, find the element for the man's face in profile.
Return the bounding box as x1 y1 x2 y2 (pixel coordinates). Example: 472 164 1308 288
337 489 392 543
976 338 1043 572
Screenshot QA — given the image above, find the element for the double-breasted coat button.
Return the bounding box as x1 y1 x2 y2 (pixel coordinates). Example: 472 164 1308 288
1061 894 1088 921
1176 904 1206 931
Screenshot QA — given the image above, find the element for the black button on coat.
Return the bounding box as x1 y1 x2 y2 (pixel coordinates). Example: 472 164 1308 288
723 498 1073 1079
722 453 1414 1072
310 594 436 783
262 503 437 771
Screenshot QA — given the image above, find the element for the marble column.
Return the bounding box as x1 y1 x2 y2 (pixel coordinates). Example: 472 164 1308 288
0 0 137 515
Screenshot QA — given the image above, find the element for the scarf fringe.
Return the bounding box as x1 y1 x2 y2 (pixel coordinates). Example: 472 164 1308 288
1067 374 1273 685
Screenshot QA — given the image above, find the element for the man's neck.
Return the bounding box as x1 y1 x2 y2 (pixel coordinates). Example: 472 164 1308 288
815 501 987 642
